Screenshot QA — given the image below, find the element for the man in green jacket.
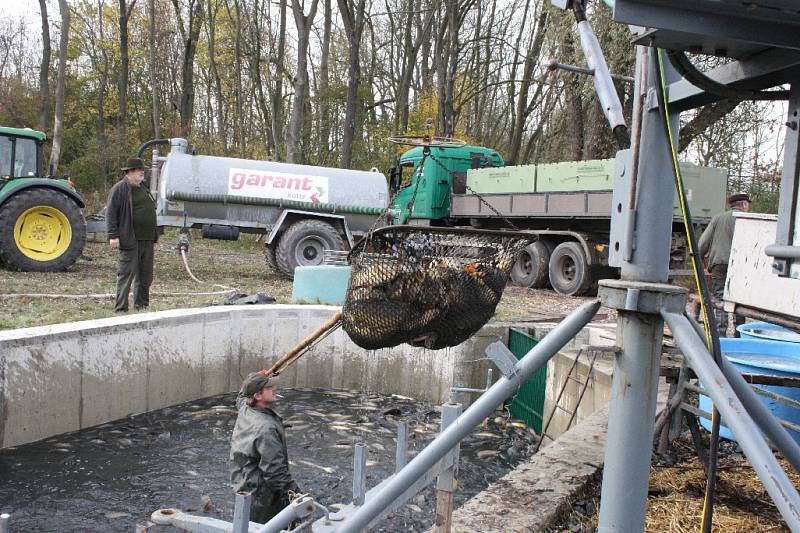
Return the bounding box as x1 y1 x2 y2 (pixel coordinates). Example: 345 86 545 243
699 192 750 335
107 157 158 312
230 372 300 524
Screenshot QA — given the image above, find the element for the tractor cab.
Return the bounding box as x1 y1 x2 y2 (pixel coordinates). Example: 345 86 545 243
0 126 46 181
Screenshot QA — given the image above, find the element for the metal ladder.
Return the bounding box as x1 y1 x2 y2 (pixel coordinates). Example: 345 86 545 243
534 347 610 453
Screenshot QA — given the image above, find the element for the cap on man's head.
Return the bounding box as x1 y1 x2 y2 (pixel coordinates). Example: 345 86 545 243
728 192 750 205
121 157 147 172
242 371 278 397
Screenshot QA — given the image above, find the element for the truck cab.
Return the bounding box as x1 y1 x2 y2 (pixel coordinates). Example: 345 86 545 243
390 145 503 225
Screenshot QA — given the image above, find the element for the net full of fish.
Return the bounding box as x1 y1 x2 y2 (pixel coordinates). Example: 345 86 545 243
342 226 532 350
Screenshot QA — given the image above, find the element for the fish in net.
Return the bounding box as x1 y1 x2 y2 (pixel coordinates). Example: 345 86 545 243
342 226 533 350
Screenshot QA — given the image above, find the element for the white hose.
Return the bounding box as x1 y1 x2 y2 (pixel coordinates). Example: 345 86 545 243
0 289 234 299
180 248 237 292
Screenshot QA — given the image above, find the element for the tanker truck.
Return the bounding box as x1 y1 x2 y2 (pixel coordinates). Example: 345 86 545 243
388 144 727 295
142 138 388 277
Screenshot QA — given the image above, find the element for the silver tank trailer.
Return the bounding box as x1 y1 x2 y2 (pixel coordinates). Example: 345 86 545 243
153 138 389 276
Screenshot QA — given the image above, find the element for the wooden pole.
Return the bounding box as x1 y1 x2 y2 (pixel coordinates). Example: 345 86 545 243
265 310 343 376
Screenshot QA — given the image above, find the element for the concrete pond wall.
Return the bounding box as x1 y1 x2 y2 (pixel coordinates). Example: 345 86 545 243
0 304 505 449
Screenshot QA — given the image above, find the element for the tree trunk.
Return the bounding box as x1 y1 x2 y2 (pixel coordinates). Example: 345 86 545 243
49 0 70 175
507 8 548 165
286 0 320 164
337 0 367 168
271 0 287 160
148 0 161 138
98 1 111 185
37 0 51 134
317 0 332 160
207 0 226 152
172 0 205 135
118 0 136 149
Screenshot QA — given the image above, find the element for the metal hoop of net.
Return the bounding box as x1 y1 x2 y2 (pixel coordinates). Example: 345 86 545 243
342 225 533 350
388 134 467 148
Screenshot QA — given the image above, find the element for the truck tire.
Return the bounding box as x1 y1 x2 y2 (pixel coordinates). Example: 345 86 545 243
275 219 344 278
548 241 593 296
265 242 279 273
0 188 86 272
510 241 553 288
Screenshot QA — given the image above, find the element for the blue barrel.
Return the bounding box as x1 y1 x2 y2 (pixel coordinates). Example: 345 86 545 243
292 265 351 305
737 322 800 343
699 337 800 443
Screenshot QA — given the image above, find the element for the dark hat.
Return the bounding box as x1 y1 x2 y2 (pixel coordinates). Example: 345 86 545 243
121 157 147 171
728 192 750 205
242 371 278 397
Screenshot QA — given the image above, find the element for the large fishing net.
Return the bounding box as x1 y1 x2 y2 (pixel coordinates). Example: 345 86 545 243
342 226 533 350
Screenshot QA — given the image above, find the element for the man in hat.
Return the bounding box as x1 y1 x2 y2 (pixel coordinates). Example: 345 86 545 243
107 157 158 312
699 192 751 335
230 371 300 524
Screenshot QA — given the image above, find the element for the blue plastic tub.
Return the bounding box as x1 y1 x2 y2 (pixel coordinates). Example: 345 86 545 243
291 265 351 305
737 321 800 343
699 337 800 443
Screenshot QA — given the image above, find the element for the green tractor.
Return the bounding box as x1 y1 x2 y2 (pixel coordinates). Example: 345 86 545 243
0 126 86 271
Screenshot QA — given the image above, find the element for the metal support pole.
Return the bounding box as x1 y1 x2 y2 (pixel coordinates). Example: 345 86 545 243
233 491 253 533
664 311 800 530
336 299 601 533
394 420 408 473
686 315 800 473
256 497 316 533
597 45 683 533
353 443 368 505
433 403 463 533
395 422 408 473
0 514 9 533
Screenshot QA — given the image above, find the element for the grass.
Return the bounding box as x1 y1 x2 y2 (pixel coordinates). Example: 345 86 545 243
0 228 598 330
0 228 293 330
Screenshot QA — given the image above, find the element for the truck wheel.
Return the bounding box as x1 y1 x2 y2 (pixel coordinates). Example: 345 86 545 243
0 188 86 272
275 219 344 278
265 242 279 273
548 241 593 296
510 241 553 288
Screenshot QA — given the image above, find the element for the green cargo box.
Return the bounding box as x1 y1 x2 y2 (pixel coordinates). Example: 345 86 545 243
536 160 614 192
467 158 727 221
465 164 537 193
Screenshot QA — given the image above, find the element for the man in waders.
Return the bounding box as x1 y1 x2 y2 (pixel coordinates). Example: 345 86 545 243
230 372 300 524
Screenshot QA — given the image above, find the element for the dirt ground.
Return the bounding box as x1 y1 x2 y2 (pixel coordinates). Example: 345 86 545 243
0 228 600 330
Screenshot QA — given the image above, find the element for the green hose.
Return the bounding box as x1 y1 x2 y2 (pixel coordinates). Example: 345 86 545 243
166 190 386 216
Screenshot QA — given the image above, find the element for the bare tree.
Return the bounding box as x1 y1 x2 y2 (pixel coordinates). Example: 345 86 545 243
171 0 205 134
118 0 137 149
272 0 287 159
286 0 320 163
37 0 51 133
337 0 368 167
49 0 70 174
149 0 161 138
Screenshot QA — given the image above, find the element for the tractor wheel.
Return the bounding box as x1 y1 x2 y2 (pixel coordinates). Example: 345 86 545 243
0 188 86 272
275 219 344 278
548 241 593 296
510 240 553 288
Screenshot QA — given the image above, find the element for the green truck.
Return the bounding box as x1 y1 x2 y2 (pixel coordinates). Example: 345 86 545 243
0 126 86 271
389 144 726 295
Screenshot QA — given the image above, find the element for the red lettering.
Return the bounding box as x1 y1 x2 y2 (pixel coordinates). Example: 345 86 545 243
302 177 313 190
287 177 301 190
231 173 246 189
